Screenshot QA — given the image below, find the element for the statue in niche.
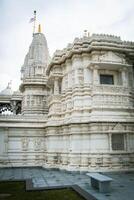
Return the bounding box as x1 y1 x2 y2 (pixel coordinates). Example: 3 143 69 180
34 138 42 151
79 76 84 84
22 137 29 151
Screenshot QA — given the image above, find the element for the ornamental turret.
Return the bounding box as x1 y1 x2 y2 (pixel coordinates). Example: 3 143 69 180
20 26 50 115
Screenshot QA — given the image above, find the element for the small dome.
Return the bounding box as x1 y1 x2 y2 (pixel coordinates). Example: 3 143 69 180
0 84 13 96
13 90 21 95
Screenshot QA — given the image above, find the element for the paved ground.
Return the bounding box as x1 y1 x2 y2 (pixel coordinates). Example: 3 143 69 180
0 167 134 200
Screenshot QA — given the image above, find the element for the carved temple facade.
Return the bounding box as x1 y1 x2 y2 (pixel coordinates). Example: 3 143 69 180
0 30 134 171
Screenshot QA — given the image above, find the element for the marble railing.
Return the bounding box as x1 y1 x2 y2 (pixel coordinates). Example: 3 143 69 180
47 85 133 103
93 85 131 94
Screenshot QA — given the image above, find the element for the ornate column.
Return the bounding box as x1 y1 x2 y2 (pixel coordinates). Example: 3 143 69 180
121 69 128 87
54 78 59 95
72 55 81 85
4 128 8 164
84 68 90 84
83 53 91 84
92 66 99 85
109 133 112 152
66 60 72 88
84 67 92 84
68 73 72 88
11 100 17 115
75 69 79 84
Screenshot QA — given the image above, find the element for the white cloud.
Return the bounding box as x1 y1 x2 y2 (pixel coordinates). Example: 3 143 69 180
0 0 134 91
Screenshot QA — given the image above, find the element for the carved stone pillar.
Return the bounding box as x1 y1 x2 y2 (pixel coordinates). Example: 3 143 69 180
68 73 72 88
109 133 112 152
83 54 91 84
54 78 59 95
4 128 8 158
75 69 79 84
84 67 92 84
93 66 99 85
11 100 17 115
121 69 128 87
72 55 81 85
84 68 90 84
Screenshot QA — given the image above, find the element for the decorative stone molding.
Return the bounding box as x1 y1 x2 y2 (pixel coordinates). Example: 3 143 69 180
113 123 124 131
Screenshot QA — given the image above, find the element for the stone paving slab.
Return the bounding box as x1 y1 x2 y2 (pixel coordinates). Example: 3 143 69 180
0 167 134 200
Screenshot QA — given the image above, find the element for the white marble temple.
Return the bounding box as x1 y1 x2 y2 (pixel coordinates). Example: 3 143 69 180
0 31 134 171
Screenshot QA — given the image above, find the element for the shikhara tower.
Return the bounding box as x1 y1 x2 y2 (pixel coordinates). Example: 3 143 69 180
20 28 50 115
0 27 134 171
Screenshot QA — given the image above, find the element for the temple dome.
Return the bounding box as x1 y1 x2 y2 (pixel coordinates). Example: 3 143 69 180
0 84 13 96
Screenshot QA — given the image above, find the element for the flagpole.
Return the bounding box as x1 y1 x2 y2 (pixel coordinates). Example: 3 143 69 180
33 10 36 36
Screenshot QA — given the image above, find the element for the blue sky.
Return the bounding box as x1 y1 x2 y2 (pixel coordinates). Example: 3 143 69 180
0 0 134 91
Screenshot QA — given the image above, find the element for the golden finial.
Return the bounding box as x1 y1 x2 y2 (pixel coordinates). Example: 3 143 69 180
38 24 41 33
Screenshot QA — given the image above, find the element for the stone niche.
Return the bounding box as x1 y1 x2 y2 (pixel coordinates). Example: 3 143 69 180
0 129 8 166
0 131 5 156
